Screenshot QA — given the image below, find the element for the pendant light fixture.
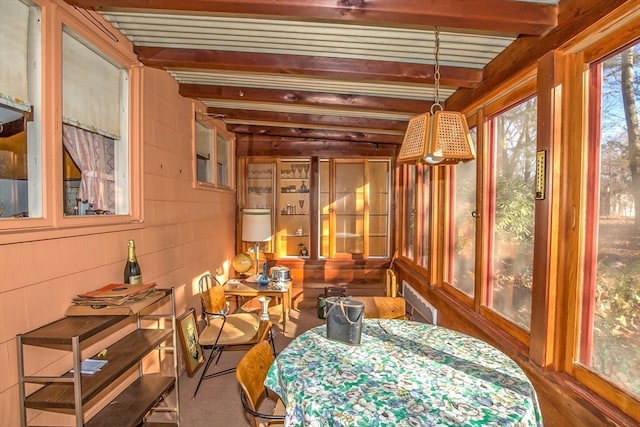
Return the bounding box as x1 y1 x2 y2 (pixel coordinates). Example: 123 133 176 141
397 27 476 165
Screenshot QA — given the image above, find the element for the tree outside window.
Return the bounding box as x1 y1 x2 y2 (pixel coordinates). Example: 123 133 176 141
582 42 640 396
488 97 537 330
450 128 477 296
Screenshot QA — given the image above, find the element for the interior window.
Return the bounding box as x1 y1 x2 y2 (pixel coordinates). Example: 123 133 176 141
216 132 231 188
0 0 41 219
488 97 537 330
581 41 640 397
195 120 213 184
62 29 128 216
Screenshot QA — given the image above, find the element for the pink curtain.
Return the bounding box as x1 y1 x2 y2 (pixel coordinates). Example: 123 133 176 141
62 124 115 211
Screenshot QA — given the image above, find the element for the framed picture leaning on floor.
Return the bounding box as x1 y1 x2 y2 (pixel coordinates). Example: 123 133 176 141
177 307 204 377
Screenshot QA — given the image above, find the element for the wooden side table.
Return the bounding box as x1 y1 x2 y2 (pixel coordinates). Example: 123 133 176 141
223 279 292 333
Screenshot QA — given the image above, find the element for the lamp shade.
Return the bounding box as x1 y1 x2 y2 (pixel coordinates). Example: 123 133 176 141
397 111 475 165
242 208 272 242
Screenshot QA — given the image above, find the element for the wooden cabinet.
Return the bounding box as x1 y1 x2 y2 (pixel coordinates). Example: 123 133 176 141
17 289 178 427
240 157 390 260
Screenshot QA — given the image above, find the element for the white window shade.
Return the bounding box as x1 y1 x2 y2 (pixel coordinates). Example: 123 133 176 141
62 31 121 138
0 0 30 111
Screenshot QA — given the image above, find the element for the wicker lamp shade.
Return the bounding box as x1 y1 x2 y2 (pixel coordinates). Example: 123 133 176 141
397 26 476 166
397 110 476 165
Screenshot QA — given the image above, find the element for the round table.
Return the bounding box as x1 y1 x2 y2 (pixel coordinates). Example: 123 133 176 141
265 319 543 426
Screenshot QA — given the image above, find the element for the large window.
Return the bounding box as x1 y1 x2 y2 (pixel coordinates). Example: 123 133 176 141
417 164 430 268
0 0 41 220
450 128 478 296
402 164 416 260
488 97 537 330
581 41 640 398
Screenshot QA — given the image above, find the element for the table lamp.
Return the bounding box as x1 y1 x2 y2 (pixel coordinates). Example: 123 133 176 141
241 208 272 281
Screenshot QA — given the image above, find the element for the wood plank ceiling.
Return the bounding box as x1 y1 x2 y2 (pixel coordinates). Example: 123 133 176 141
64 0 559 152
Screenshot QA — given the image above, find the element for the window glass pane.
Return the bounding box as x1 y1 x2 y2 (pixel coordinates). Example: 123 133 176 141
451 128 477 295
1 0 30 110
216 133 230 188
0 1 41 219
418 164 430 267
195 121 213 184
403 165 416 260
581 44 640 396
0 111 28 217
62 125 115 214
62 29 128 216
489 97 536 329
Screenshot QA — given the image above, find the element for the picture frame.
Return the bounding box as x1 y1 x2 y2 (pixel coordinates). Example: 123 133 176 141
177 307 204 377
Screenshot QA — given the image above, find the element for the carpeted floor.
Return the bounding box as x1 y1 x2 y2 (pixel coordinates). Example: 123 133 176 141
150 304 323 426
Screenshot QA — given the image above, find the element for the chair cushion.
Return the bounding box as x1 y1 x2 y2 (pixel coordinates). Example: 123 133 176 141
199 312 261 346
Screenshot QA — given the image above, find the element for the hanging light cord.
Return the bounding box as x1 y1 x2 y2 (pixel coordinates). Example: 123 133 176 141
432 26 442 114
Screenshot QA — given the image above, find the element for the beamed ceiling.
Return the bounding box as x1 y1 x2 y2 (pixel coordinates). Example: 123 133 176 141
63 0 563 152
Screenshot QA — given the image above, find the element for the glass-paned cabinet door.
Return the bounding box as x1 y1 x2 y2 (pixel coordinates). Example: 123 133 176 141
245 161 275 253
320 160 330 257
277 159 310 257
335 161 365 257
368 160 390 257
320 159 390 259
246 162 275 209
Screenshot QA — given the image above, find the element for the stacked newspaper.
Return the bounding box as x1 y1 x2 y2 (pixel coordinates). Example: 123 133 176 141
71 283 157 307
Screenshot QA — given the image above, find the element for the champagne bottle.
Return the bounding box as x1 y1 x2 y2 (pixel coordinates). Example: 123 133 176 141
123 239 142 284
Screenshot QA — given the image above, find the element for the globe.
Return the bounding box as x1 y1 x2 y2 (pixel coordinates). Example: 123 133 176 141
232 252 253 276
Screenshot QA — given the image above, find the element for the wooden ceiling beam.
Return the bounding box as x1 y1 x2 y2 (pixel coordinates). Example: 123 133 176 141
180 84 432 115
137 47 482 88
229 124 404 145
236 136 398 157
65 0 557 35
208 108 408 131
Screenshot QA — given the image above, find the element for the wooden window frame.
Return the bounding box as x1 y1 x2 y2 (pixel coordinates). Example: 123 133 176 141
561 34 640 420
192 107 236 192
0 0 144 244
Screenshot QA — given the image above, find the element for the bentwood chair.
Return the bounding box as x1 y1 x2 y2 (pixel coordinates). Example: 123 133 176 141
236 341 286 427
193 273 275 399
